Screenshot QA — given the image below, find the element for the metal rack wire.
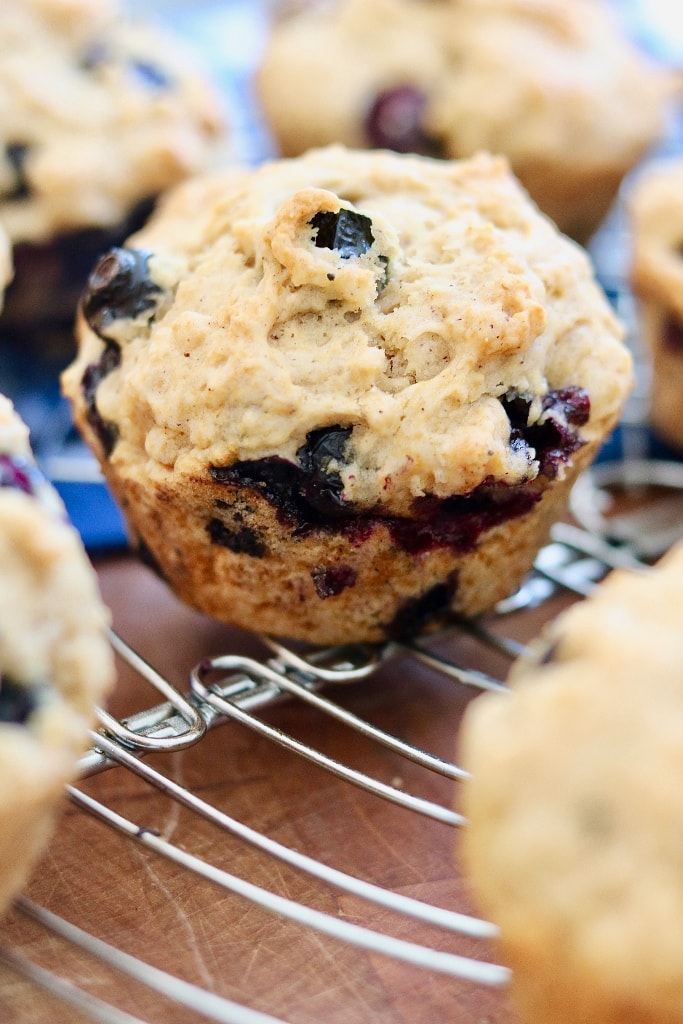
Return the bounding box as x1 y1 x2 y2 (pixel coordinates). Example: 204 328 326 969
0 507 670 1024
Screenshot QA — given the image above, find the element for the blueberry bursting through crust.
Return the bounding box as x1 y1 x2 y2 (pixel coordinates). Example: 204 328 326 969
309 208 389 291
79 247 162 457
209 387 590 551
81 247 161 339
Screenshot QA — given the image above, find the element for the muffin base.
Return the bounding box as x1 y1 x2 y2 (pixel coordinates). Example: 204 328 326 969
93 439 600 646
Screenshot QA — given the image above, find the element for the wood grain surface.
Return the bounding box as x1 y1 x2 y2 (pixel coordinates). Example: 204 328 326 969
0 552 577 1024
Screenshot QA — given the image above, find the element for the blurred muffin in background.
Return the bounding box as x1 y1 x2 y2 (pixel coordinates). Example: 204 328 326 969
0 393 115 916
0 0 231 340
256 0 674 243
628 157 683 452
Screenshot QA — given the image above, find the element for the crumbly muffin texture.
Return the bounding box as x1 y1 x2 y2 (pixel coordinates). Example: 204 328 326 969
0 0 228 245
256 0 673 242
459 541 683 1024
0 394 114 914
62 146 631 644
628 157 683 451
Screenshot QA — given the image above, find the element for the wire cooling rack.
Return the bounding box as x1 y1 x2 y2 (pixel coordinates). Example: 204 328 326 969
1 498 678 1024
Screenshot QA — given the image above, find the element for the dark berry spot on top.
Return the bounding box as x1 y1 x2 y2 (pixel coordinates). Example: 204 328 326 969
310 210 375 259
386 576 457 639
129 60 173 90
501 387 589 479
0 674 40 725
662 315 683 351
81 247 161 340
81 340 121 457
296 426 351 517
207 518 267 557
4 142 31 200
0 454 44 496
311 564 357 599
365 86 444 157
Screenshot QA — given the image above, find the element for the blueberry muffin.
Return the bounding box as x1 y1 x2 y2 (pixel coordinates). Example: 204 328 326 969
0 395 115 914
256 0 673 243
459 541 683 1024
0 0 229 337
628 157 683 452
61 145 632 646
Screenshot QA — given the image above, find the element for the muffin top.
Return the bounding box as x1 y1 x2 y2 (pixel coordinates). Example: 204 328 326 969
0 394 114 760
257 0 671 175
0 0 229 243
629 157 683 322
64 146 631 518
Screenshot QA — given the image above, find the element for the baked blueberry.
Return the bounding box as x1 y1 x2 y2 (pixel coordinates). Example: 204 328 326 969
0 674 40 725
310 210 374 259
207 518 267 557
211 456 303 523
81 340 121 457
296 426 351 517
311 564 357 599
501 387 589 479
387 577 457 639
81 247 162 340
212 426 353 525
0 454 42 496
387 485 540 556
4 142 31 200
365 86 443 157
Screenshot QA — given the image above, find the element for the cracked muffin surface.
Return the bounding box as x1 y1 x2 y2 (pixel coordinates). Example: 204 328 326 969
62 145 632 644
